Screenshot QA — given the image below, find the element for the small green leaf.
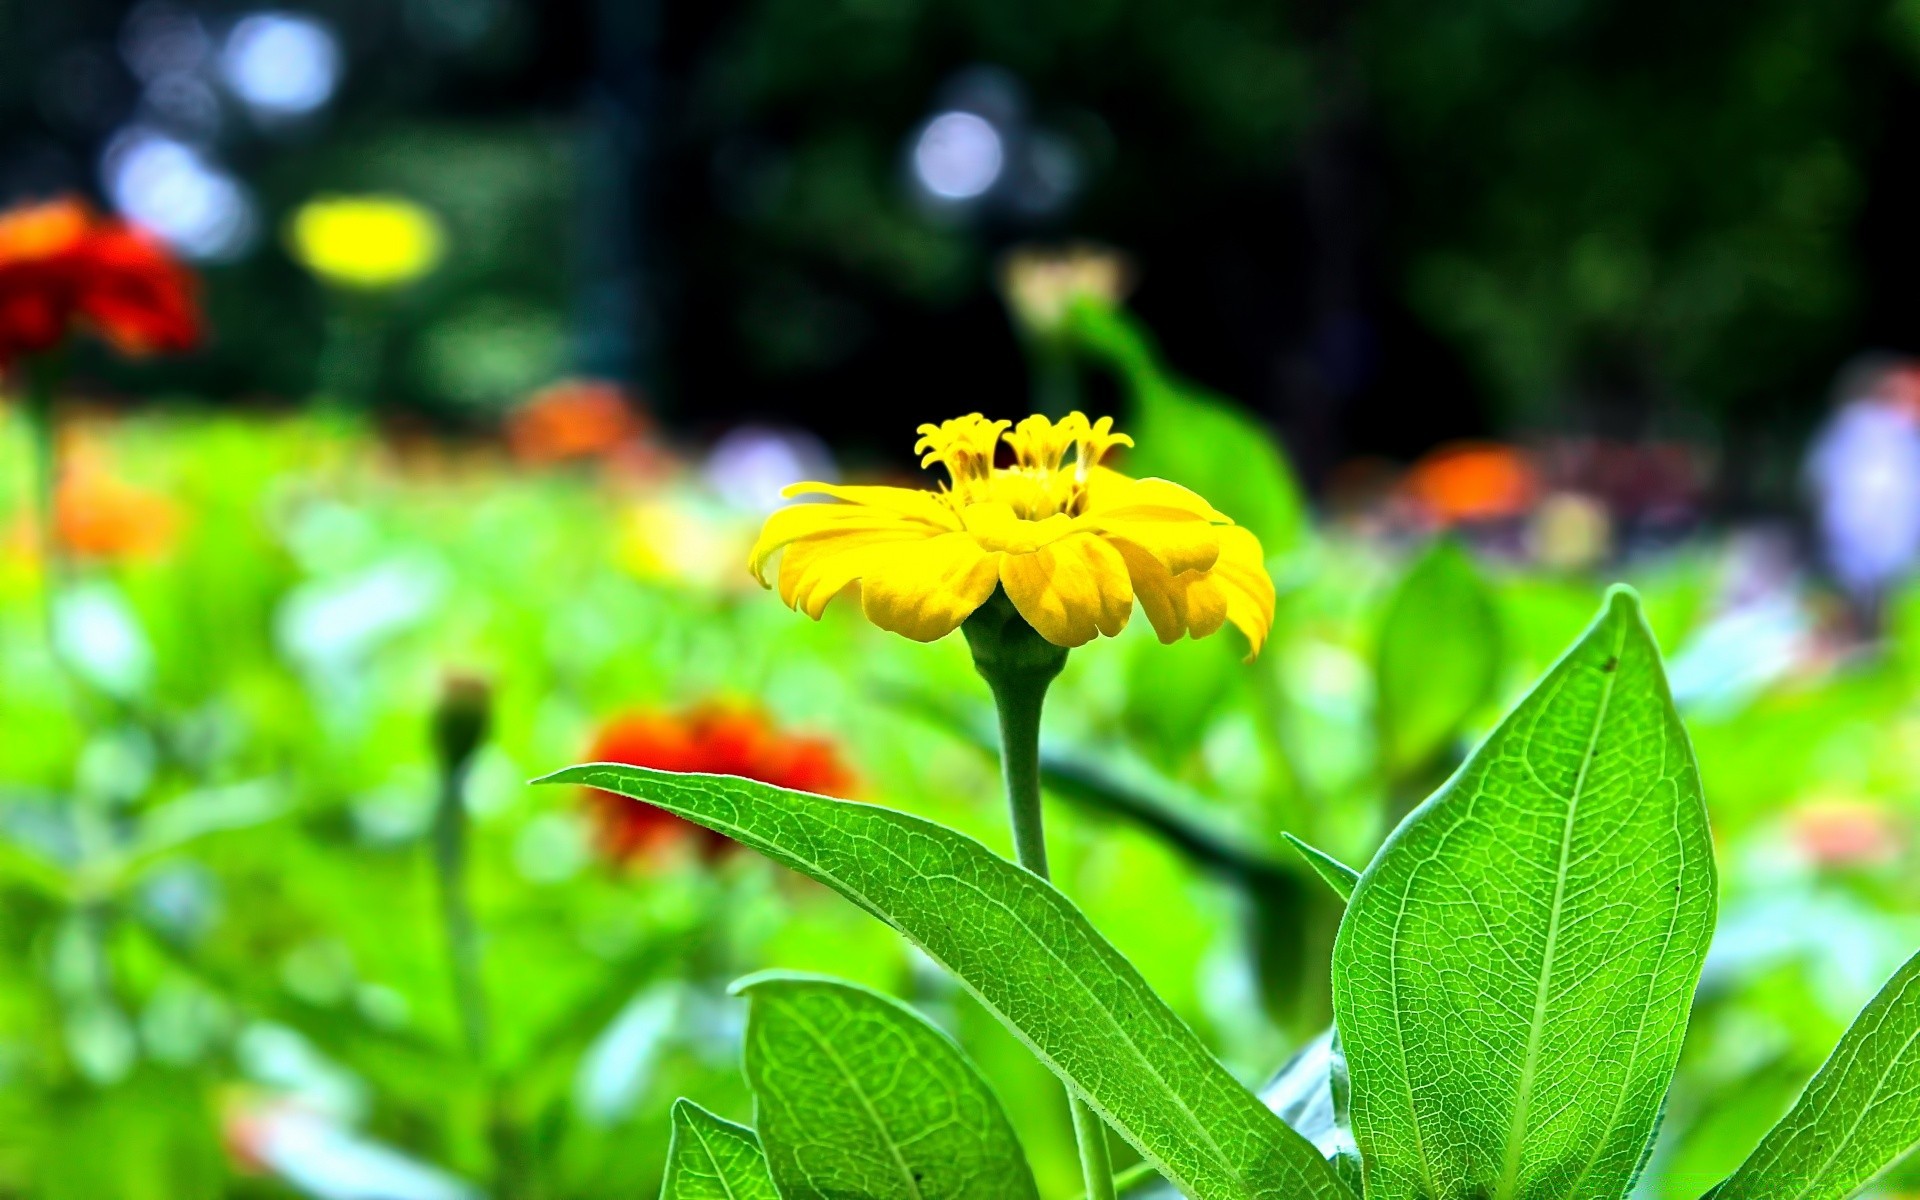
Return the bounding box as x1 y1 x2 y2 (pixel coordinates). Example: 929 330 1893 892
1333 587 1716 1200
1375 538 1503 779
1710 945 1920 1200
533 765 1353 1200
734 972 1037 1200
1282 834 1359 902
1067 299 1306 556
661 1100 779 1200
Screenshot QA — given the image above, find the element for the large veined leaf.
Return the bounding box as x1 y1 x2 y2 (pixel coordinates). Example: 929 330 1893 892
534 765 1353 1200
735 972 1038 1200
1333 588 1716 1200
1374 538 1503 779
661 1100 780 1200
1708 945 1920 1200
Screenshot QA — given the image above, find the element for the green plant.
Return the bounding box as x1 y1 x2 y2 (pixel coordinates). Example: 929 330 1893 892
545 588 1920 1200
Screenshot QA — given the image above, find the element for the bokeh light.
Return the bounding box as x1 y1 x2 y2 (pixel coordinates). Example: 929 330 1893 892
220 12 343 120
911 111 1004 201
102 127 256 260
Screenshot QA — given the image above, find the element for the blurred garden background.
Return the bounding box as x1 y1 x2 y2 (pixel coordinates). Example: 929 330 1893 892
6 0 1920 1196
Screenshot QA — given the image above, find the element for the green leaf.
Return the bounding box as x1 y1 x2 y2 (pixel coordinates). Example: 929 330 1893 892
1709 945 1920 1200
1375 538 1503 779
533 764 1354 1200
1282 834 1359 903
734 971 1038 1200
662 1100 780 1200
1332 587 1716 1200
1066 300 1306 556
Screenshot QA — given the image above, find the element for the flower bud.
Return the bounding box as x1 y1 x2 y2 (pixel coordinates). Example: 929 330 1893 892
432 671 492 773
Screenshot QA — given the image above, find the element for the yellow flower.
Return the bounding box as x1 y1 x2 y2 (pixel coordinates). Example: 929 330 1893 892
288 195 444 290
749 412 1275 655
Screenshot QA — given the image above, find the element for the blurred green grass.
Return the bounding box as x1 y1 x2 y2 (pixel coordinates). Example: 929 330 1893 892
1 405 1918 1197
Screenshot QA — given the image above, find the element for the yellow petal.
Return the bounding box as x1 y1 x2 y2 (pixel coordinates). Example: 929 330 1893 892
778 526 936 617
750 502 930 585
857 534 1002 641
1208 525 1274 657
1111 540 1188 643
1000 532 1134 647
782 482 962 529
1079 471 1230 523
1089 515 1221 576
1180 572 1231 640
1112 527 1265 655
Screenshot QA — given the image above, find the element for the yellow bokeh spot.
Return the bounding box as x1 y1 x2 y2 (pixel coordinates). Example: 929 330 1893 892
288 195 445 290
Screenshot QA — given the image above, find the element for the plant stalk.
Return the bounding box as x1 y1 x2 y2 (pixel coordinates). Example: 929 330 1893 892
432 755 490 1065
964 593 1115 1200
429 676 517 1196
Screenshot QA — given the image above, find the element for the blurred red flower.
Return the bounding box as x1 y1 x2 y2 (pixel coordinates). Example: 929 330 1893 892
581 703 855 863
0 197 199 369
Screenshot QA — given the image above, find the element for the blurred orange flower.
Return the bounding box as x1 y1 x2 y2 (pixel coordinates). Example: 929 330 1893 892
53 442 180 561
506 379 648 465
0 197 199 369
580 704 855 863
1401 441 1540 525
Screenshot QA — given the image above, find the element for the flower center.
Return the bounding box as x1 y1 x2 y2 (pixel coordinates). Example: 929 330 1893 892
914 412 1132 521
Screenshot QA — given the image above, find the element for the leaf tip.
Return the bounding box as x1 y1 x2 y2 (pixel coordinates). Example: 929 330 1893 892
531 761 619 787
1282 831 1360 902
728 968 832 999
1602 582 1643 619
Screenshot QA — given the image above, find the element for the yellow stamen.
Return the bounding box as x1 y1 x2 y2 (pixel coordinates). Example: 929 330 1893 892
1073 415 1132 479
1005 413 1082 474
914 414 1009 498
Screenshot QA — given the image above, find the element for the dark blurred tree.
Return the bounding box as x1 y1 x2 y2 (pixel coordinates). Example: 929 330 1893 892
4 0 1919 482
648 0 1919 479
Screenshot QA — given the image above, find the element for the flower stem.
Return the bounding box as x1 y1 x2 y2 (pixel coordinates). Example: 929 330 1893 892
987 665 1053 875
431 756 489 1065
963 592 1115 1200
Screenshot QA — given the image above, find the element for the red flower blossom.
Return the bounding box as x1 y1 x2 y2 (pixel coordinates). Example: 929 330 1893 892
581 704 855 863
1400 441 1541 526
505 379 649 465
0 197 199 370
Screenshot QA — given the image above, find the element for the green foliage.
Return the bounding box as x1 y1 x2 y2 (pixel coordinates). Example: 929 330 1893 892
1374 538 1503 780
734 972 1038 1200
13 408 1920 1200
663 1101 781 1200
548 584 1920 1200
1710 946 1920 1200
534 764 1351 1200
1335 589 1716 1200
